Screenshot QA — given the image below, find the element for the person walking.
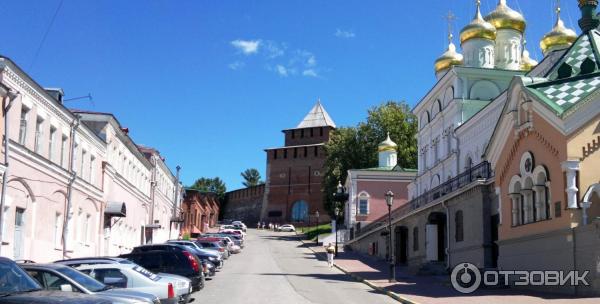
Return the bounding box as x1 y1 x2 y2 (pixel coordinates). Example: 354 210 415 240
325 243 336 267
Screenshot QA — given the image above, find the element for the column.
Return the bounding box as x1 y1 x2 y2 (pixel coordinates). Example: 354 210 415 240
510 193 520 225
522 189 533 223
561 160 580 209
533 185 547 221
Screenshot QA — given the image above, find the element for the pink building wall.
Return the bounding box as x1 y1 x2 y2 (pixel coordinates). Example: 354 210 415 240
354 180 411 223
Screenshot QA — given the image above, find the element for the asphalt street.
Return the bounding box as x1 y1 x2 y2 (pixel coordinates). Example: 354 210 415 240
190 229 397 304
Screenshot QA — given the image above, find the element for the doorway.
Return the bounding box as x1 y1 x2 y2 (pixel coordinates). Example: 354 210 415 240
395 226 408 265
426 212 446 262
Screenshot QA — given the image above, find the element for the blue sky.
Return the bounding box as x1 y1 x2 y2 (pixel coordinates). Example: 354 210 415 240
0 0 584 190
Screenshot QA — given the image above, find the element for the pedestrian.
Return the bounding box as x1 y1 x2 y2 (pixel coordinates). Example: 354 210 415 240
325 242 336 267
257 221 261 229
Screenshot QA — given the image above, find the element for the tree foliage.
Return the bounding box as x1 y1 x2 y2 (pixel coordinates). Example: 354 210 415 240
322 101 418 215
241 168 263 187
190 177 227 201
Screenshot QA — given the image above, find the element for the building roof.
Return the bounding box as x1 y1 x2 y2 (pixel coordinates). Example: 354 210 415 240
295 100 336 129
355 165 417 173
523 29 600 118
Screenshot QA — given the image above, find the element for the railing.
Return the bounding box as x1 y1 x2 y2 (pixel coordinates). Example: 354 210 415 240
354 161 493 238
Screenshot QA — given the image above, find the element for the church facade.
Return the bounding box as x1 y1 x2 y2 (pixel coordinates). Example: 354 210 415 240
261 101 335 224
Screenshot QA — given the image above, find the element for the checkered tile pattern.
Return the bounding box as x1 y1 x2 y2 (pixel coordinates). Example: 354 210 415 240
539 76 600 107
550 34 596 80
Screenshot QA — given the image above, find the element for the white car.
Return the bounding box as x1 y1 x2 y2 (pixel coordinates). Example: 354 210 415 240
76 263 191 304
231 221 247 232
279 224 296 232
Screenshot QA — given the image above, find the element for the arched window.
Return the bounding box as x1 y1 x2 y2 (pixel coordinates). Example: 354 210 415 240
358 192 370 215
291 200 308 222
455 210 464 242
413 227 419 251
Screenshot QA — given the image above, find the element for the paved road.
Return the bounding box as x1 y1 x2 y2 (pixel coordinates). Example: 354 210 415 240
191 229 398 304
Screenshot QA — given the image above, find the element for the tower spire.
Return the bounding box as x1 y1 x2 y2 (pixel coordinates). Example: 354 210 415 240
445 10 457 43
578 0 600 32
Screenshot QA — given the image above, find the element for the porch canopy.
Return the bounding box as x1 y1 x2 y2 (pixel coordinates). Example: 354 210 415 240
105 201 127 217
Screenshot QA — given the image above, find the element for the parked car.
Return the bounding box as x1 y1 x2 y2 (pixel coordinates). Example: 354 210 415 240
166 240 224 268
204 233 244 249
202 235 241 254
122 246 203 292
231 221 247 232
55 257 192 299
279 224 296 232
195 238 230 259
0 257 111 304
75 263 190 304
20 263 159 304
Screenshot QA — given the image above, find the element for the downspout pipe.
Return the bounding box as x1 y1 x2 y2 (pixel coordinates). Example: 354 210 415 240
148 155 157 243
62 117 79 259
443 201 451 269
0 87 18 255
169 165 181 239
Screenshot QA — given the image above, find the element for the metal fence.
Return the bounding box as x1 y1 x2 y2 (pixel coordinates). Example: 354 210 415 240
355 161 492 238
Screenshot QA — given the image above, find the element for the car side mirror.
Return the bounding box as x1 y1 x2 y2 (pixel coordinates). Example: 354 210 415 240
60 284 73 292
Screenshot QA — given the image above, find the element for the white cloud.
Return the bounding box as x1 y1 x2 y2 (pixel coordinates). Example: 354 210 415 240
231 39 261 55
264 41 286 58
307 55 316 67
302 69 318 77
335 28 355 39
228 61 245 70
275 65 288 77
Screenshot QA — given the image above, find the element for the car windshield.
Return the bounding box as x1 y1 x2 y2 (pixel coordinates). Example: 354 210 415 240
56 266 106 292
0 260 41 295
132 266 160 281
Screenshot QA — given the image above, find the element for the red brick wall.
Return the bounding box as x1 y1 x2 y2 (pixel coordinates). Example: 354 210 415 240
284 126 333 146
181 190 221 235
265 129 331 224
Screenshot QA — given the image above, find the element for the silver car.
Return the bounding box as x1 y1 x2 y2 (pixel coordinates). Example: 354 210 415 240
76 263 191 304
20 263 159 304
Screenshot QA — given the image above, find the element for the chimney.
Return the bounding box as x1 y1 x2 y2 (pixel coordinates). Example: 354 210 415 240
121 127 129 135
45 88 64 104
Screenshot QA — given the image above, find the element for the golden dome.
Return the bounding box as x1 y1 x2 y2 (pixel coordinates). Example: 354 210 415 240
484 0 526 33
460 0 497 45
521 48 538 71
378 133 397 152
540 8 577 54
434 37 464 73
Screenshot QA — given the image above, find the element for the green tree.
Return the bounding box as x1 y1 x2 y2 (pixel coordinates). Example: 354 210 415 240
190 177 227 201
322 101 417 215
241 168 263 187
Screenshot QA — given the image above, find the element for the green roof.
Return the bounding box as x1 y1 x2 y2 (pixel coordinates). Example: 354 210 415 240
524 30 600 117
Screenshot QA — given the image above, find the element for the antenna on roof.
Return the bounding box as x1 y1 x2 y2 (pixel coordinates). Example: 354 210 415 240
63 93 94 106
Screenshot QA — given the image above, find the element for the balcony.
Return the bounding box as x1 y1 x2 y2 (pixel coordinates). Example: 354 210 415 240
355 161 493 238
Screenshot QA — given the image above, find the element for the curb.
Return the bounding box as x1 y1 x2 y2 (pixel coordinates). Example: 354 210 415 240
296 236 419 304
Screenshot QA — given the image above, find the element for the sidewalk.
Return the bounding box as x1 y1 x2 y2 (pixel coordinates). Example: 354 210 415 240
298 238 599 304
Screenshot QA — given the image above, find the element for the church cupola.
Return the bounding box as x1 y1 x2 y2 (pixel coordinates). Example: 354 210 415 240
460 0 497 68
378 133 398 168
435 13 464 79
540 4 577 56
485 0 526 70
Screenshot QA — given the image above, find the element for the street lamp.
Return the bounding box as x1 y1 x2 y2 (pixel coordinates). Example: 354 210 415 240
315 210 320 246
332 181 348 257
385 190 395 283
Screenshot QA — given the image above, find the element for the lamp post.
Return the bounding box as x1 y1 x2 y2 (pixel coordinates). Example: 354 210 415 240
385 190 395 283
315 210 320 246
332 181 349 257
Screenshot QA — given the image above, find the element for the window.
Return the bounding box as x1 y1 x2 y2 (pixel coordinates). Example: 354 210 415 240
320 127 323 136
60 135 68 167
54 213 61 248
291 130 295 139
314 146 318 157
554 202 562 218
28 270 79 292
293 148 297 158
34 116 44 153
283 149 287 158
81 149 87 178
48 126 56 162
304 147 307 157
358 198 369 214
89 156 95 184
300 129 304 138
273 150 278 159
455 210 464 242
90 269 128 288
310 128 314 137
18 106 29 145
413 227 419 251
